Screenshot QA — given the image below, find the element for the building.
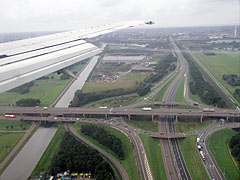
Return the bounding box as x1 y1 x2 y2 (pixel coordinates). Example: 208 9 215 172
102 55 146 64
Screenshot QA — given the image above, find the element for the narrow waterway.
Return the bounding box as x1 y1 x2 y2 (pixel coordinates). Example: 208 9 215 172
0 127 57 180
55 56 99 107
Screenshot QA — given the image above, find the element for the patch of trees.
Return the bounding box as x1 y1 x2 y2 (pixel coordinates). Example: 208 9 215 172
182 52 226 108
229 132 240 165
136 53 177 96
9 81 34 94
70 88 136 107
81 125 124 160
223 74 240 86
204 52 216 56
50 132 114 179
234 89 240 102
60 74 70 80
16 98 40 107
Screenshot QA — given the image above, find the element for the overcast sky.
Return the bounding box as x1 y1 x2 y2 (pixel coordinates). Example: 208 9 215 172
0 0 239 33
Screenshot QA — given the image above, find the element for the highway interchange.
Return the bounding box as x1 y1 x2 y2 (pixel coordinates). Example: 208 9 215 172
1 38 240 180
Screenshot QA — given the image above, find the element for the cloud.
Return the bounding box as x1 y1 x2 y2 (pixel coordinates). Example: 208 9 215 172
0 0 238 32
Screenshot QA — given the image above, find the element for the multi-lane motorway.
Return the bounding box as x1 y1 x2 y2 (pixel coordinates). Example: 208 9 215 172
1 106 240 118
159 37 191 180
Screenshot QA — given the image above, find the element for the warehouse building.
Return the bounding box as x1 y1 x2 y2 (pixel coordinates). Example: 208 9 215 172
102 55 146 64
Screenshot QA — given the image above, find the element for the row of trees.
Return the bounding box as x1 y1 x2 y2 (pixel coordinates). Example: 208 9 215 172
182 52 226 108
223 74 240 86
70 88 136 107
81 125 125 160
229 132 240 164
50 132 114 180
136 53 177 96
16 98 40 107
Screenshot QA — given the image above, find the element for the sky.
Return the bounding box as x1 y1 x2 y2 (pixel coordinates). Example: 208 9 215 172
0 0 239 33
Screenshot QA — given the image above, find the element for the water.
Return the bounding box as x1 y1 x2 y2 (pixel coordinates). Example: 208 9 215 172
55 56 99 107
0 127 57 180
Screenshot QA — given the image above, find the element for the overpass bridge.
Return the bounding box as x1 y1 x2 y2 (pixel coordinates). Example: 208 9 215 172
1 106 240 122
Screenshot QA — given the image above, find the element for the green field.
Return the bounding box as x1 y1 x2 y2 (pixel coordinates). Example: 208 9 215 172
0 133 24 163
175 78 187 103
193 53 240 94
174 105 198 109
208 128 240 180
125 120 159 132
139 134 167 180
83 72 148 93
175 121 211 133
0 119 31 130
178 135 209 180
73 122 141 180
31 126 65 176
0 62 86 106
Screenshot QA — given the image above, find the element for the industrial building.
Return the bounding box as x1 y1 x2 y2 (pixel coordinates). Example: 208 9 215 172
102 55 146 64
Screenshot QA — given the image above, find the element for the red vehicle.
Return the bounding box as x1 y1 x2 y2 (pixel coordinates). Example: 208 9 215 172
5 114 16 118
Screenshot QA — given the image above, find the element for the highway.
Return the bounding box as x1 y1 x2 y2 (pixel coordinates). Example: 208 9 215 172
66 124 129 180
1 106 240 118
159 37 191 180
197 122 230 180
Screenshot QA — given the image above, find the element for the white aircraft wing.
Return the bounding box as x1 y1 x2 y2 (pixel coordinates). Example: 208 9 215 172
0 21 153 93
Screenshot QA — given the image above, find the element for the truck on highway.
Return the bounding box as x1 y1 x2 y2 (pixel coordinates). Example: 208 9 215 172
142 107 152 111
202 108 215 112
197 137 200 144
43 107 48 110
98 107 107 109
200 151 206 161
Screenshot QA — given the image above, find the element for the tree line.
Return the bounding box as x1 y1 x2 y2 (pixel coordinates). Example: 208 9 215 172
229 132 240 166
81 125 125 160
182 52 226 108
50 132 114 180
16 98 41 107
223 74 240 86
136 52 177 96
70 88 136 107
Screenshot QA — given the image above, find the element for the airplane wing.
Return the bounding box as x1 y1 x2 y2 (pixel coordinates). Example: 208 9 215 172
0 21 153 93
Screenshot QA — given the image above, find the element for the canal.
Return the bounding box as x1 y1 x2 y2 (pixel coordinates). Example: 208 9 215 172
0 127 58 180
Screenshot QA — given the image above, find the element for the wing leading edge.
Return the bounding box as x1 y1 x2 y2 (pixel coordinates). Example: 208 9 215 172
0 21 153 93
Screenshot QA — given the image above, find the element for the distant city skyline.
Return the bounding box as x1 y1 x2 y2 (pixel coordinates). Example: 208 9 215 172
0 0 239 33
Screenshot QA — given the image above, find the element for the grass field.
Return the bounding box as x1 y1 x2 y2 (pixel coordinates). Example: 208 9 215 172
86 93 139 108
0 133 24 163
139 134 167 180
193 53 240 94
175 121 211 133
208 128 240 180
151 74 176 102
0 119 31 130
174 105 198 109
178 135 209 180
0 62 86 106
31 126 66 176
175 78 187 103
125 120 159 132
73 122 141 180
83 72 148 93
